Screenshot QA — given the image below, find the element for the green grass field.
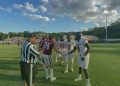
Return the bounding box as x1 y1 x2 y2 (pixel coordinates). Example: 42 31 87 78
0 44 120 86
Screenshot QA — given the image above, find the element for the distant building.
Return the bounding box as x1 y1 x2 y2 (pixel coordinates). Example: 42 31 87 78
83 35 99 41
83 35 99 42
63 35 99 42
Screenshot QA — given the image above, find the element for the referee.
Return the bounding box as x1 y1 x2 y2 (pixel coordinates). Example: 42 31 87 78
20 33 40 86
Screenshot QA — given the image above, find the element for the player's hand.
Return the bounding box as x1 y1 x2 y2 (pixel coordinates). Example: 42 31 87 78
81 57 84 61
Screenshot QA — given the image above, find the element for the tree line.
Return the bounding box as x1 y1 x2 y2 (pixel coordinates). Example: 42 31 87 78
0 22 120 40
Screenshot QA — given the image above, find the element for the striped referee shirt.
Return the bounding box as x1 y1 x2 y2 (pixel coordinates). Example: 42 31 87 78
21 40 40 63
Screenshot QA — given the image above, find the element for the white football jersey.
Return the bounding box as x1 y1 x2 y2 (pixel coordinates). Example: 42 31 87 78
76 38 88 56
64 40 75 52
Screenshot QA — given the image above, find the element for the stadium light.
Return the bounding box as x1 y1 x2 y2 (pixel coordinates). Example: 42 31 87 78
104 10 109 40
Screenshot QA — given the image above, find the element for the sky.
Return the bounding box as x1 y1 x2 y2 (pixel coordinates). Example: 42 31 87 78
0 0 120 33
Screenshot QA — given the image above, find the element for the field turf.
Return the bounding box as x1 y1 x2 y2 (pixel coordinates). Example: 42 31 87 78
0 44 120 86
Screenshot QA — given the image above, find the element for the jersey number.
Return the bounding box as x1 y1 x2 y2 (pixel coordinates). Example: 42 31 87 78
44 43 50 49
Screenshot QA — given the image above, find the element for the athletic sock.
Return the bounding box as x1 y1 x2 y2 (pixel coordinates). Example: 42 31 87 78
86 79 90 83
65 64 68 71
44 68 49 79
78 74 81 78
50 68 54 78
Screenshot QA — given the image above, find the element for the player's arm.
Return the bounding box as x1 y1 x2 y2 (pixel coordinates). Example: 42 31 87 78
68 46 77 55
84 43 90 56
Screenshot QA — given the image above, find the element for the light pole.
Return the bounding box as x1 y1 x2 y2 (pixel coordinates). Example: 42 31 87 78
104 10 108 40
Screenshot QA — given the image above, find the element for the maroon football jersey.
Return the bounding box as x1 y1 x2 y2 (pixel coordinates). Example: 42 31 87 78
42 40 55 55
